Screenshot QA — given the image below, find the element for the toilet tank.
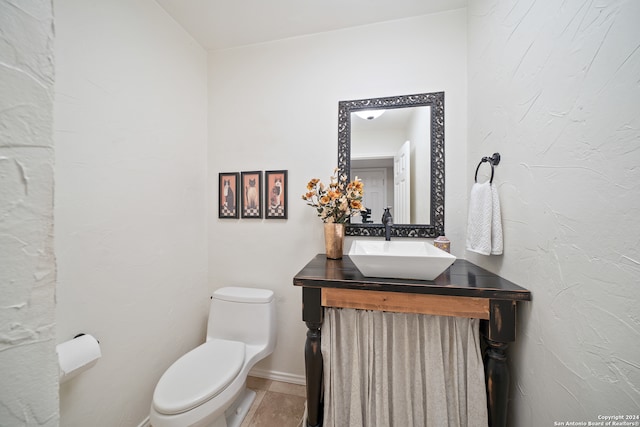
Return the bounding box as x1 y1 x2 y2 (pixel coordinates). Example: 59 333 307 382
207 287 276 349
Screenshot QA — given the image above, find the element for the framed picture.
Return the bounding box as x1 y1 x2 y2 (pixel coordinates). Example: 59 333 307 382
241 171 263 218
265 170 288 219
218 172 239 218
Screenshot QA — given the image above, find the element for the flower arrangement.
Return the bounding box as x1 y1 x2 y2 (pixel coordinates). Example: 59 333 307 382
302 168 364 223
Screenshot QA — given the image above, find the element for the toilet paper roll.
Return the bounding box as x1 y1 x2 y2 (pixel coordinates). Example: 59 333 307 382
56 334 101 383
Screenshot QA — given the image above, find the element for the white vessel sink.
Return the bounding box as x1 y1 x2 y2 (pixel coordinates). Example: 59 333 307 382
348 240 456 281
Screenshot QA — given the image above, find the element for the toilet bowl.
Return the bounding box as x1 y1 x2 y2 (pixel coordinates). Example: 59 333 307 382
150 287 276 427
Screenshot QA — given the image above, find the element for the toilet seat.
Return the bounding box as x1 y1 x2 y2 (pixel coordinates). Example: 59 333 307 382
153 339 245 415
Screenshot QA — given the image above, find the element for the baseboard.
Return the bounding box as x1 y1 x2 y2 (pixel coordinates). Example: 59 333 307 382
249 367 306 386
136 416 150 427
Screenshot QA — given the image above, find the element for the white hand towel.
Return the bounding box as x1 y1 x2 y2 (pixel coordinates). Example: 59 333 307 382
490 183 503 255
466 182 503 255
466 182 492 255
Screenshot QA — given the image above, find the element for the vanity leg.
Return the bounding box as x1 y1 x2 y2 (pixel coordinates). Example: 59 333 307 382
302 287 324 427
481 299 516 427
484 339 509 427
305 322 323 427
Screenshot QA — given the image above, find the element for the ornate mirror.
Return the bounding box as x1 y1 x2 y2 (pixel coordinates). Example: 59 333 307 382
338 92 444 238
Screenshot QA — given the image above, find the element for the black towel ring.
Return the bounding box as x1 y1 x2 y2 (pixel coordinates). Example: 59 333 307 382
474 153 501 183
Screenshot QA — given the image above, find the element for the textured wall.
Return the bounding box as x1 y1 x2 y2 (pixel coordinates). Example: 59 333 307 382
467 0 640 423
208 9 468 381
54 1 208 425
0 0 58 425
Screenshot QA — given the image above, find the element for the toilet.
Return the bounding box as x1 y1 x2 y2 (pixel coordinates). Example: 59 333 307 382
150 287 277 427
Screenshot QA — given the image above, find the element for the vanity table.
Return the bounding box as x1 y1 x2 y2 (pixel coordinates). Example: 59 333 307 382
293 254 531 427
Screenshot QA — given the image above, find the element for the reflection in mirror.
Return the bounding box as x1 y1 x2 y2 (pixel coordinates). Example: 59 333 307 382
338 92 444 238
351 106 431 224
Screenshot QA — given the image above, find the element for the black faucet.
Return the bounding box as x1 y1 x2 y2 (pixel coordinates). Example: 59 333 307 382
381 207 393 241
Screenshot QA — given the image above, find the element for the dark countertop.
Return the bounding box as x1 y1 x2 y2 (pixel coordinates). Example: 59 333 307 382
293 254 531 301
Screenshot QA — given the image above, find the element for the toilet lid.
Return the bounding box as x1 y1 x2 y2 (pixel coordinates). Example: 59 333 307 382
153 339 245 415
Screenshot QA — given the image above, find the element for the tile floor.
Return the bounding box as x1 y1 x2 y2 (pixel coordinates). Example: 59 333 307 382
240 376 306 427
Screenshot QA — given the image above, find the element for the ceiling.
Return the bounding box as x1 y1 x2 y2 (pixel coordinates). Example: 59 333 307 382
352 107 420 134
155 0 467 51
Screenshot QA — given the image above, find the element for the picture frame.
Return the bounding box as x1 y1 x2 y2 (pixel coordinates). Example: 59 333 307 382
218 172 239 219
241 171 263 218
265 170 288 219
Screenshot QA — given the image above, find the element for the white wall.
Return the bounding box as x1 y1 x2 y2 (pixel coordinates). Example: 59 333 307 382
208 10 468 380
54 1 208 425
409 107 431 224
468 0 640 423
0 1 58 425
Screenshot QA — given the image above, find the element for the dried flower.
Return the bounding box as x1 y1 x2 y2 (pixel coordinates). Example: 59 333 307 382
302 168 364 223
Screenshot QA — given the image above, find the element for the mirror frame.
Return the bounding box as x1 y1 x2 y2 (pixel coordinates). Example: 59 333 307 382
338 91 444 238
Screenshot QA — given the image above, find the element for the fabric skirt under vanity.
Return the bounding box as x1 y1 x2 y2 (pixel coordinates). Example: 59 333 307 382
321 308 488 427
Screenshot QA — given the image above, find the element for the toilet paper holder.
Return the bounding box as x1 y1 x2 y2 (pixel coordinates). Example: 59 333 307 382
74 333 99 343
57 333 102 383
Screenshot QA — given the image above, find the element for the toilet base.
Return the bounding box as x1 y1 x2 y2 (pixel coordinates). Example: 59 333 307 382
208 388 256 427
